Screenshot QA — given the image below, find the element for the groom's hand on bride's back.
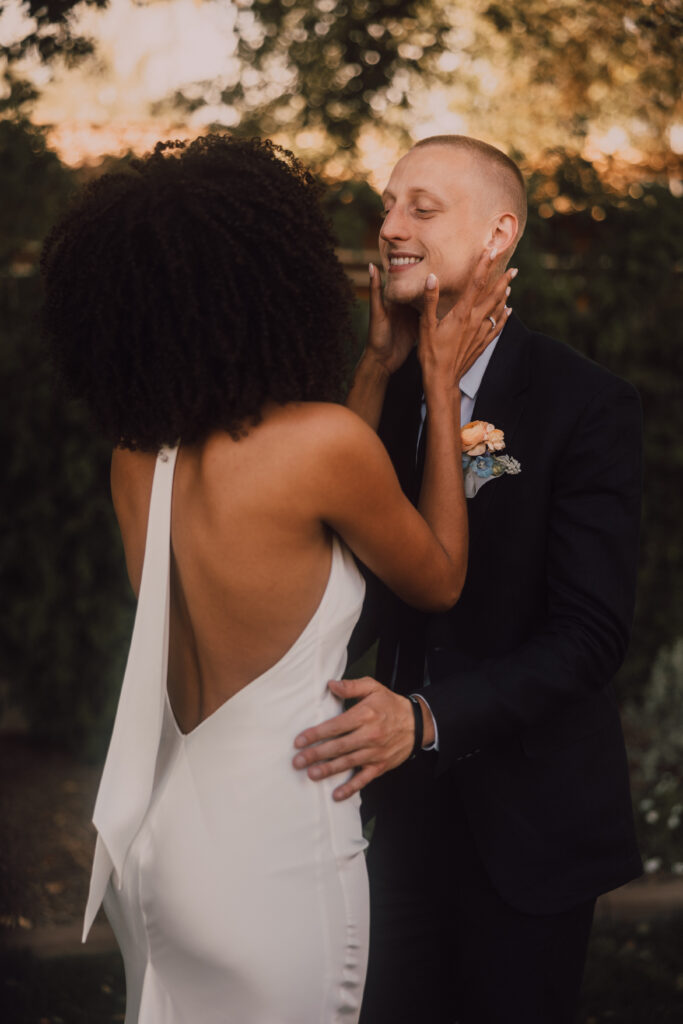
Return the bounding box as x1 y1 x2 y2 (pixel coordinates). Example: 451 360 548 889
292 678 434 801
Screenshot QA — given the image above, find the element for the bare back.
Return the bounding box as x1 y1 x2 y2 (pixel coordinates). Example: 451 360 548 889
112 396 467 735
112 404 338 735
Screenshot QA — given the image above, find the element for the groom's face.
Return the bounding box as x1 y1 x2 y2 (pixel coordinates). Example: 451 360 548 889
379 145 494 314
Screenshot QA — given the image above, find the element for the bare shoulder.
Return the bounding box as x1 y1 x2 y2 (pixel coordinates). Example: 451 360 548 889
260 401 374 441
202 404 390 521
280 402 385 457
296 401 376 442
205 402 381 467
278 404 391 485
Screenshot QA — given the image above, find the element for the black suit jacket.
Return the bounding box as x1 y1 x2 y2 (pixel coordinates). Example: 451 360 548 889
355 313 643 914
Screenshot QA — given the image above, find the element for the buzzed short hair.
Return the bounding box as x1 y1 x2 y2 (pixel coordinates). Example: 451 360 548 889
412 135 527 240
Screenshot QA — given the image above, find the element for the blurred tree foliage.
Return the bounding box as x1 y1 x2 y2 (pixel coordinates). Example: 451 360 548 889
3 0 453 153
172 0 681 165
194 0 452 149
0 0 106 120
2 0 107 63
3 1 680 171
623 638 683 875
512 153 683 697
483 0 682 140
0 117 71 264
1 276 135 759
322 176 384 248
0 118 134 759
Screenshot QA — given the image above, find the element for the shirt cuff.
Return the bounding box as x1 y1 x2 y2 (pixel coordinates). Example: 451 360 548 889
409 693 439 752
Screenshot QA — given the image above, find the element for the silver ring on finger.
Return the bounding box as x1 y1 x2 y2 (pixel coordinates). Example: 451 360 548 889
487 315 496 329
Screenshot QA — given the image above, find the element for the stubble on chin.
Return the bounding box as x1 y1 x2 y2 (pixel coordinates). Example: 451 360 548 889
383 277 426 312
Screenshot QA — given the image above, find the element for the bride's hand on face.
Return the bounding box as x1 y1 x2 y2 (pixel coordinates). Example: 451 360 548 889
364 263 418 376
418 249 517 389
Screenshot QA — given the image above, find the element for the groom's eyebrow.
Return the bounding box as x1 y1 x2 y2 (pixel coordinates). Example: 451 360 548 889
412 188 446 205
381 187 447 205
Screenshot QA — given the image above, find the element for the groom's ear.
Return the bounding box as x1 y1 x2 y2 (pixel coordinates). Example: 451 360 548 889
486 212 518 258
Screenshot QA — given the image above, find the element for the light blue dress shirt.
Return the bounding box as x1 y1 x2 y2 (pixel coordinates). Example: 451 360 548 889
417 333 500 444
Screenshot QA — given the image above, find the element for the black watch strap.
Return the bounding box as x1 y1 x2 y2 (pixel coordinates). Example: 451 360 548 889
407 695 424 759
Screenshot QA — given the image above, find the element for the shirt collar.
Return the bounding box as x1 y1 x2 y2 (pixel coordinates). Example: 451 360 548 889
459 333 500 402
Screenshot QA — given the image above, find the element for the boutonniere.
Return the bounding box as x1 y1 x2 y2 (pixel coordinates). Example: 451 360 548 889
460 421 521 499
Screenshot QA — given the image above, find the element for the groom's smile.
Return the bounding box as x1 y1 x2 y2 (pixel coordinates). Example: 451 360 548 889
388 252 424 269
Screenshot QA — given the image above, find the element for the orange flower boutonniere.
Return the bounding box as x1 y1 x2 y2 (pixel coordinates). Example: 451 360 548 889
460 421 521 498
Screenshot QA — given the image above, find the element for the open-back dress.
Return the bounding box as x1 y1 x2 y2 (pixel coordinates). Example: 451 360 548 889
83 446 369 1023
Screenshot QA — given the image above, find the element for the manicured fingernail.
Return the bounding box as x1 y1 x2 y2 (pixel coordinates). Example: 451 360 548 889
505 305 512 315
426 273 437 290
510 267 518 278
294 754 306 767
310 766 323 780
505 286 511 297
368 263 374 278
489 247 498 260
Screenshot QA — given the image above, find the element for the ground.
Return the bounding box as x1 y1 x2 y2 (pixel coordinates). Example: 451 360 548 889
0 737 98 934
2 735 683 1023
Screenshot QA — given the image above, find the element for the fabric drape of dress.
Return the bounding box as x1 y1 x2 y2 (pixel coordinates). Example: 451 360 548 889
83 446 369 1023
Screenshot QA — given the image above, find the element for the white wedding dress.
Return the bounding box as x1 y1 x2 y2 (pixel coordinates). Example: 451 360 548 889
83 446 369 1023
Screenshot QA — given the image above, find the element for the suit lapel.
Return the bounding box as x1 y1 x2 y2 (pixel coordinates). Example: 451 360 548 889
375 321 530 683
379 347 424 503
467 313 531 538
379 315 531 540
375 347 425 686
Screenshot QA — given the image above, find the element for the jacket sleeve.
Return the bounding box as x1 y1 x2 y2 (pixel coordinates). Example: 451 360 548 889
416 378 643 770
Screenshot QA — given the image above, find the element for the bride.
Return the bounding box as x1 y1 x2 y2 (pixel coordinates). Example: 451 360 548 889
41 134 510 1023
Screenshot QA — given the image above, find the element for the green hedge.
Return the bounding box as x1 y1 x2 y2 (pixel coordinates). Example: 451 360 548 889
513 160 683 698
1 275 135 759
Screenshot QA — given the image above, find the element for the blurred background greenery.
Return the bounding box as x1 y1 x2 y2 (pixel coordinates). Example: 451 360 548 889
1 0 682 892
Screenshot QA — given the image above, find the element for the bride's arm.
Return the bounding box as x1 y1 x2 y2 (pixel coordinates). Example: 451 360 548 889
316 256 512 611
311 403 460 611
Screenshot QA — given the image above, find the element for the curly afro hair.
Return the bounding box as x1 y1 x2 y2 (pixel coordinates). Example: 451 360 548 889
41 134 355 451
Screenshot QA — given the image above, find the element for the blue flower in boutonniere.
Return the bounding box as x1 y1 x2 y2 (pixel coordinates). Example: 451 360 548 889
460 421 521 498
474 454 494 477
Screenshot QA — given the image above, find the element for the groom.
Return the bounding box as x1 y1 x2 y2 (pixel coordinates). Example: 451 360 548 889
293 136 643 1023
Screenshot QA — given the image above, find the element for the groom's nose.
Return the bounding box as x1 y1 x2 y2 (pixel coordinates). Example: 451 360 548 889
380 205 411 244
